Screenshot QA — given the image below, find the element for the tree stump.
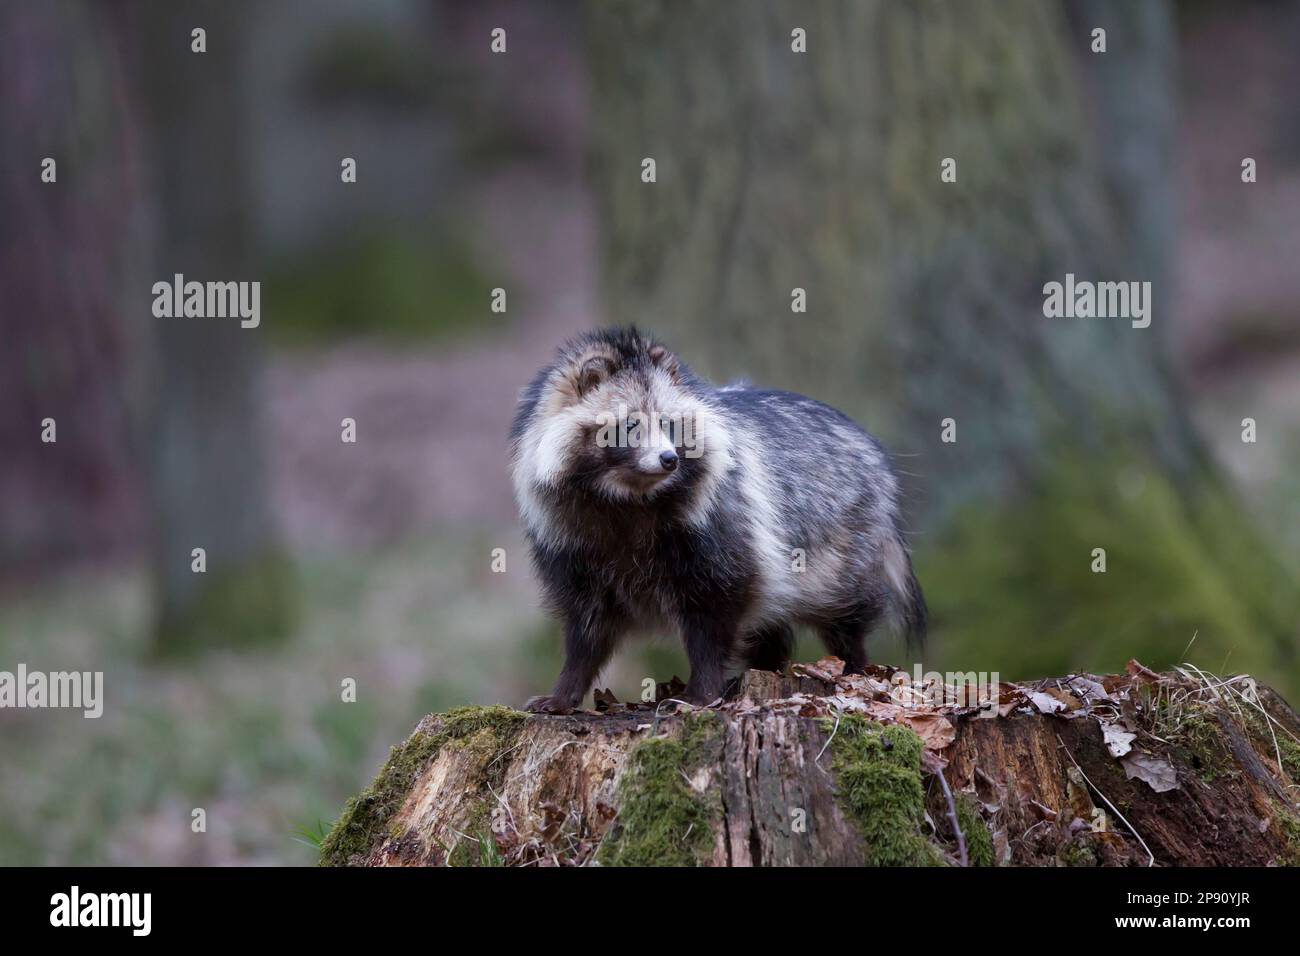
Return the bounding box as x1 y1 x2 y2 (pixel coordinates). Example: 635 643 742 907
319 660 1300 866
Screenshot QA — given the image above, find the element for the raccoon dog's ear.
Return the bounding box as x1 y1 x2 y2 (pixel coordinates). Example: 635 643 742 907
575 356 616 397
648 344 680 380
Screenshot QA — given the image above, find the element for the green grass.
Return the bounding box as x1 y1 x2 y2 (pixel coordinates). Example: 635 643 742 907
291 818 333 851
0 532 544 866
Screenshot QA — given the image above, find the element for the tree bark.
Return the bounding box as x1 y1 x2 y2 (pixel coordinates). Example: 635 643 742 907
582 0 1299 695
117 1 294 651
0 0 145 577
321 663 1300 866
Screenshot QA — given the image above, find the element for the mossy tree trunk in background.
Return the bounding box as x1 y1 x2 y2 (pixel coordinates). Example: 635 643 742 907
118 2 294 651
584 0 1298 692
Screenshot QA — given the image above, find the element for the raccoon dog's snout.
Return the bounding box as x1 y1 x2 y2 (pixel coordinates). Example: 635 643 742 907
509 326 927 714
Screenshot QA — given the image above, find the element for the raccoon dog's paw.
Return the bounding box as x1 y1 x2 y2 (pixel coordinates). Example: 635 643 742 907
680 683 724 708
524 694 576 715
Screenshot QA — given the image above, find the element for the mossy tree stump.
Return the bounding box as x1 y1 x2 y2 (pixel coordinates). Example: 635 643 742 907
320 662 1300 867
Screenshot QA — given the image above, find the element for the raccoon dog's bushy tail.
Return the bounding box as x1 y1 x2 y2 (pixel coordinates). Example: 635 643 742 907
897 558 928 655
885 528 928 655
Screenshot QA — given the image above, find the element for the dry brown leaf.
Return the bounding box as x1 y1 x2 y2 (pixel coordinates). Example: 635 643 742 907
1042 687 1083 711
795 656 846 682
794 695 830 718
654 676 686 703
828 694 871 714
592 688 619 712
835 673 871 694
1120 751 1180 792
1101 674 1130 695
836 672 893 699
995 683 1028 717
903 712 957 751
992 826 1013 866
921 749 949 773
1067 675 1115 703
1126 659 1163 683
1027 799 1059 822
1066 766 1097 823
866 700 905 723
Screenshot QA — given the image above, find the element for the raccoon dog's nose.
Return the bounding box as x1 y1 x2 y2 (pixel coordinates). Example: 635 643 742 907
659 449 679 471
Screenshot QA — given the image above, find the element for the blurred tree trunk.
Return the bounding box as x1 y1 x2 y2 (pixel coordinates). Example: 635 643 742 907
117 1 294 651
585 0 1298 691
0 1 144 577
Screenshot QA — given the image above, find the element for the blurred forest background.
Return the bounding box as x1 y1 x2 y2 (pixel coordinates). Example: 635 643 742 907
1 0 1298 864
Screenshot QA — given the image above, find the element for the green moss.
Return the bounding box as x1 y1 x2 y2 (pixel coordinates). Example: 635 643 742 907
1169 710 1236 785
597 713 721 867
318 705 525 866
955 795 995 867
1058 838 1099 867
1278 812 1300 866
1264 800 1300 867
1275 732 1300 783
823 715 944 866
1240 706 1300 784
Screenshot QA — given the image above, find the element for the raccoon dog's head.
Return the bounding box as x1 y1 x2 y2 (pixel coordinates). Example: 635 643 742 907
511 328 726 510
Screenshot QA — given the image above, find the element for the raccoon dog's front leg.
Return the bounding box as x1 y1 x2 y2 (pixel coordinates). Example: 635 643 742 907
525 611 621 714
679 616 737 705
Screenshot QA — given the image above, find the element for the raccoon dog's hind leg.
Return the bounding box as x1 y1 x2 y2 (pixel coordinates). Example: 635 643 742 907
679 614 740 705
817 598 885 675
740 622 796 673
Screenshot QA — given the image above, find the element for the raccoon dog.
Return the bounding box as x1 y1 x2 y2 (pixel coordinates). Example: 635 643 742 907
510 327 926 713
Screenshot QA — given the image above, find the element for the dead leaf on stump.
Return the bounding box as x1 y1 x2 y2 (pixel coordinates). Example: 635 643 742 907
654 676 686 703
902 712 957 751
1042 687 1084 712
1126 659 1163 683
921 748 949 773
1121 750 1180 793
1100 721 1137 758
794 656 846 682
1028 691 1067 715
593 688 620 712
835 672 893 699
